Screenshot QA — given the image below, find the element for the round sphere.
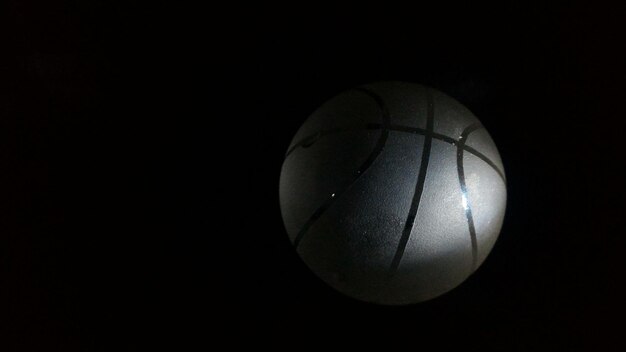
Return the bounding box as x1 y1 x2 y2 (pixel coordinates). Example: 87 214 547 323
279 82 506 305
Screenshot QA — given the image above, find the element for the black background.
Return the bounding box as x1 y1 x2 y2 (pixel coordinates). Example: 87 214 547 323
1 1 625 350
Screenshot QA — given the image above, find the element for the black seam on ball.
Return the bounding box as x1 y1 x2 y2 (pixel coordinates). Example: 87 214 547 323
292 88 391 249
462 145 506 183
284 123 382 158
285 125 506 183
388 89 435 275
457 123 483 272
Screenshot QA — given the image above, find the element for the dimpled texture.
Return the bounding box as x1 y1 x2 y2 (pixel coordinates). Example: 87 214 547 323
279 82 507 305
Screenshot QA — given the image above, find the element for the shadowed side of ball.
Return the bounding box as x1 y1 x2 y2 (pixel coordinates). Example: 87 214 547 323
279 82 506 305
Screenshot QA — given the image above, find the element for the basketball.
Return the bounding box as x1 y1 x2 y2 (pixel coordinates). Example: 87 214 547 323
279 82 506 305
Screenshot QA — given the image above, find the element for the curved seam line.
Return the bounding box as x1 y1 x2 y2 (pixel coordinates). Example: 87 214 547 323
292 88 390 249
457 123 483 272
461 145 506 183
388 89 435 275
286 124 506 183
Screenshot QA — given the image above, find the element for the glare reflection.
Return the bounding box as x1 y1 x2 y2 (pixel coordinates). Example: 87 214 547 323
461 193 468 210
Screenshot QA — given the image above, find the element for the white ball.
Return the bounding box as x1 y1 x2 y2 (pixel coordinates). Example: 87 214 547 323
279 82 506 304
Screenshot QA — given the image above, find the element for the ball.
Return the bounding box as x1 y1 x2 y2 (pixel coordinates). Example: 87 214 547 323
279 82 506 305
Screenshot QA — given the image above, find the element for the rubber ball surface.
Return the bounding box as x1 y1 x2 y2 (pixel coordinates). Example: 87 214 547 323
279 82 506 305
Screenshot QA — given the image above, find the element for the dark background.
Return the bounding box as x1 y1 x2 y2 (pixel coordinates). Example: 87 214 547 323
1 1 625 350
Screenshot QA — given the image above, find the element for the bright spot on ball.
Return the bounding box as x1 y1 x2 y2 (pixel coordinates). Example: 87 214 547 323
279 82 507 305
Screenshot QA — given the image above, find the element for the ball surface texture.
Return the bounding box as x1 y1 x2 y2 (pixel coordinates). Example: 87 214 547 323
279 82 506 305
